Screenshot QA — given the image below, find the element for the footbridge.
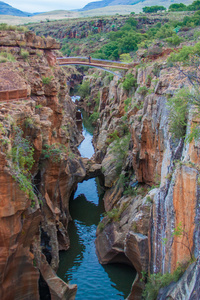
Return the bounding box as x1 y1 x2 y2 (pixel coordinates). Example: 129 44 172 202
57 57 136 70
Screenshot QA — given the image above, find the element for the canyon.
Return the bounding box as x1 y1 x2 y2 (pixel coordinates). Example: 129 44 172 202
0 28 199 300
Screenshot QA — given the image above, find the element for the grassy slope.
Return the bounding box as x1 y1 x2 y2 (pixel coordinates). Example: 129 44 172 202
0 0 194 25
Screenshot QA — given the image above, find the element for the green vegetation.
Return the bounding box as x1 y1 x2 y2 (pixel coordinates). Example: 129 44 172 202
137 86 148 96
144 221 195 299
7 126 35 205
106 130 119 144
42 76 53 85
20 48 29 59
42 143 67 162
172 222 194 260
168 3 187 12
120 53 132 63
0 23 28 32
169 0 200 12
169 42 200 62
0 51 16 63
167 88 188 140
124 97 132 112
77 80 90 98
24 117 35 129
143 261 193 300
122 73 137 91
168 49 200 142
166 34 183 47
142 6 166 13
104 207 120 222
35 104 43 109
89 111 99 123
110 132 131 175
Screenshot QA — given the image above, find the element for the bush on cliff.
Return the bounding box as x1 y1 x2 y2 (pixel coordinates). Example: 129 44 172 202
122 73 137 91
7 126 35 204
167 88 188 140
77 80 90 99
143 261 191 300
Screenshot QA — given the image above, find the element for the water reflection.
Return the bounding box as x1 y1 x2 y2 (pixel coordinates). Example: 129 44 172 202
78 110 94 159
57 105 136 299
57 178 136 299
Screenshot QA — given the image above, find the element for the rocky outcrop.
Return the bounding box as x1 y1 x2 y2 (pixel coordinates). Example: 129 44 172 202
0 30 60 49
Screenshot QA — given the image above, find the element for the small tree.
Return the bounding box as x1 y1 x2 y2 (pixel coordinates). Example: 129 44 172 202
77 80 90 98
172 222 194 260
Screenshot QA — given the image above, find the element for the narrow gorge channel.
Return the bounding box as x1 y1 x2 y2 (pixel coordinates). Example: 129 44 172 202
57 107 136 299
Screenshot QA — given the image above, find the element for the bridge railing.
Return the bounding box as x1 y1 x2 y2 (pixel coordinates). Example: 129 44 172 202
57 56 128 64
57 57 135 68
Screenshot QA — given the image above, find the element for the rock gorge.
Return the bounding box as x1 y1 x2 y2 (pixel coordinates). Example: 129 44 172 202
0 28 199 300
0 30 101 300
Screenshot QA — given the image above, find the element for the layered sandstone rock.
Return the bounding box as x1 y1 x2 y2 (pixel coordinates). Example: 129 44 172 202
0 30 60 49
0 30 83 300
90 56 200 299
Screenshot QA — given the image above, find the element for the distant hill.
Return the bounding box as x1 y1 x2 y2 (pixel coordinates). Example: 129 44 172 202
0 1 34 16
81 0 194 11
81 0 144 11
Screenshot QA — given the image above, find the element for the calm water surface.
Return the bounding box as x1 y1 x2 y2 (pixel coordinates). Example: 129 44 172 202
57 108 136 299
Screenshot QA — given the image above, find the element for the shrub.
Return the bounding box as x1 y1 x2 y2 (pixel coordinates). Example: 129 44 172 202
0 52 16 63
106 130 119 144
120 53 132 63
89 112 99 123
169 42 200 63
7 126 35 204
0 23 27 32
137 86 148 96
42 76 53 85
77 80 90 98
169 3 187 11
166 34 183 47
98 222 105 232
123 73 137 91
104 207 120 222
42 143 67 162
143 6 166 13
167 88 188 139
143 260 194 300
20 49 29 59
124 97 132 112
111 133 131 175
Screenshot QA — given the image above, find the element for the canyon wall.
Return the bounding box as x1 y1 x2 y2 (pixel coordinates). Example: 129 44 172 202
0 30 91 300
1 28 200 300
85 57 200 299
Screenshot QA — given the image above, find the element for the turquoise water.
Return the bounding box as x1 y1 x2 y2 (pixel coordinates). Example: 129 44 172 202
77 110 94 159
57 109 136 299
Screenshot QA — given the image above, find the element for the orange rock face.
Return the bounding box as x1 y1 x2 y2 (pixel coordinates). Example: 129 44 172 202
171 165 197 271
0 30 82 300
0 153 41 299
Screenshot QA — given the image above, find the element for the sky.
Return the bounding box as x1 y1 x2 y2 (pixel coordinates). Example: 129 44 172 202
5 0 97 12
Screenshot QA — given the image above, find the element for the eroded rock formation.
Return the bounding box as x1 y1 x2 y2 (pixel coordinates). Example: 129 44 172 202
0 30 102 300
83 55 200 299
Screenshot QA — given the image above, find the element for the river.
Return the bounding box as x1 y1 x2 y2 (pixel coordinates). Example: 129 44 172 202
57 108 136 299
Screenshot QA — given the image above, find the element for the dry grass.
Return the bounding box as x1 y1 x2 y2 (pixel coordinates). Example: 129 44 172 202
0 0 195 26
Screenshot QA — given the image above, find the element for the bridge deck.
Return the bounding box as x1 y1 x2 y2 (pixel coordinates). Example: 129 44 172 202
57 57 136 70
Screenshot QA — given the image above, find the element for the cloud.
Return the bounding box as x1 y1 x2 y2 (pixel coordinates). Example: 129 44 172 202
5 0 93 12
